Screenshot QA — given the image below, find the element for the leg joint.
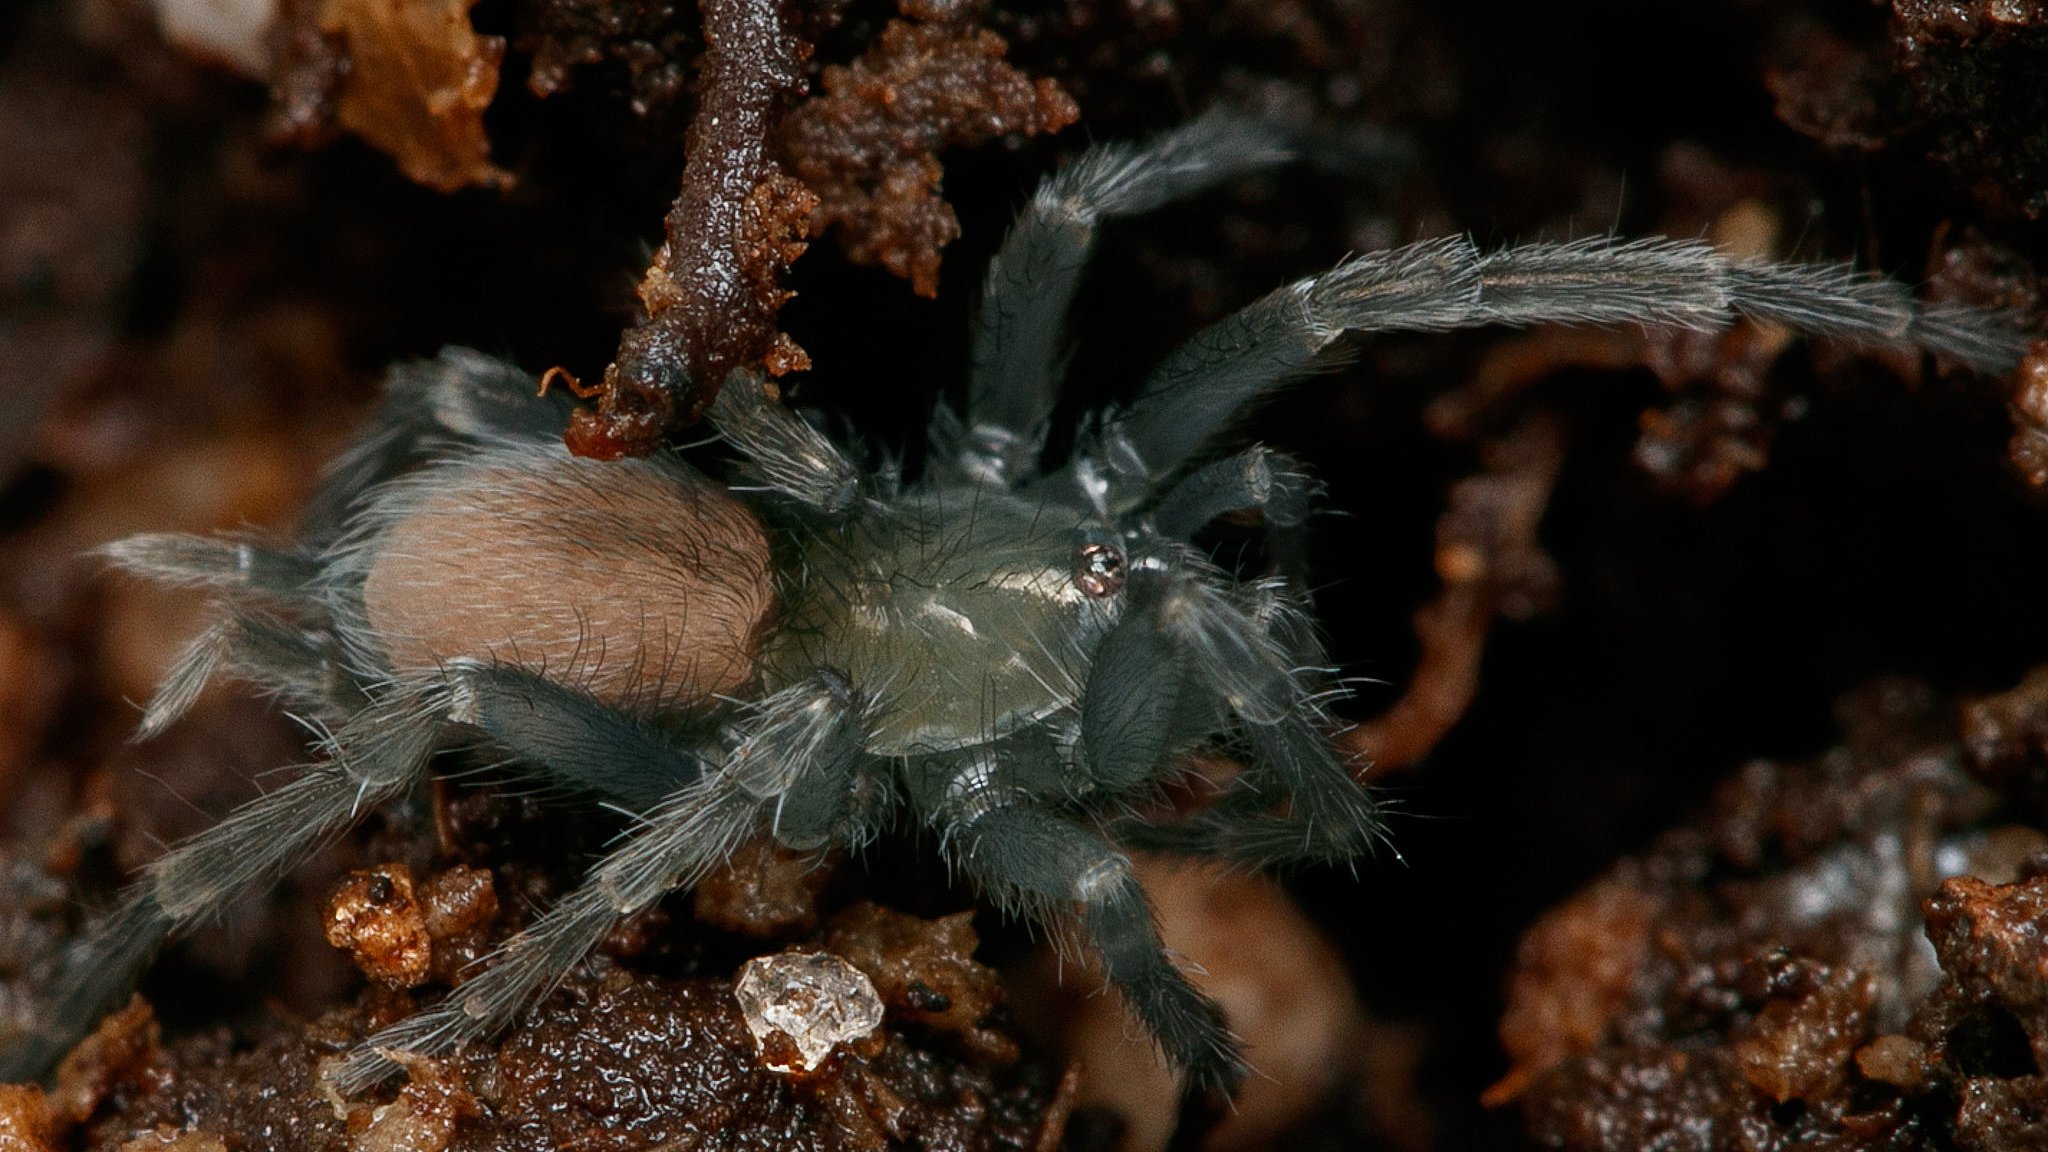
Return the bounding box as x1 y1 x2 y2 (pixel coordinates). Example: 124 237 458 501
1071 851 1133 906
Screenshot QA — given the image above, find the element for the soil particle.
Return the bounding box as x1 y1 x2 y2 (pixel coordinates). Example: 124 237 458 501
1501 675 2048 1151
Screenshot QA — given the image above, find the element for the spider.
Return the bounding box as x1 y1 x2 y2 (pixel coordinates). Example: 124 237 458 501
0 110 2029 1098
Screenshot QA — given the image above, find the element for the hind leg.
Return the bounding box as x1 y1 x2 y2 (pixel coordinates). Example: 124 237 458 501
0 691 441 1082
102 535 358 735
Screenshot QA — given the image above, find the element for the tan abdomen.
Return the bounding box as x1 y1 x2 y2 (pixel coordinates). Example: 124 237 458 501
361 450 774 713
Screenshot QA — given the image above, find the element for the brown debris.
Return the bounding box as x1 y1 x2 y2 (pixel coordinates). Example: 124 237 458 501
1502 675 2048 1150
1485 873 1659 1107
1954 1077 2048 1152
318 0 511 192
2007 344 2048 488
518 0 693 110
1628 311 1795 505
1763 23 1900 154
1918 230 2048 484
1890 1 2048 221
1030 1063 1083 1152
1923 227 2042 321
416 865 497 985
48 997 161 1128
1766 4 2048 222
1856 1033 1931 1092
821 903 1013 1062
459 972 1038 1150
346 1051 481 1152
0 1084 58 1152
325 865 434 989
0 853 70 1081
569 0 817 459
780 7 1079 298
325 864 498 990
0 51 150 482
63 964 1050 1151
264 0 350 150
1923 875 2048 1071
1345 416 1562 772
115 1129 228 1152
1920 870 2048 1151
78 1018 361 1149
1961 664 2048 807
693 835 837 937
1732 954 1876 1105
0 615 70 837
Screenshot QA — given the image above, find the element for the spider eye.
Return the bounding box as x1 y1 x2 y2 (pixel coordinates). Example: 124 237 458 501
1074 542 1126 598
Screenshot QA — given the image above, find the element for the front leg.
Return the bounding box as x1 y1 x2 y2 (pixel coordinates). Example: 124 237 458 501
915 745 1248 1097
960 800 1246 1097
1113 566 1387 868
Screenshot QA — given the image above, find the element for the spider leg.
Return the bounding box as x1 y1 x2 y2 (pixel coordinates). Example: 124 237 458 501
402 346 579 443
324 774 756 1095
926 757 1247 1096
1080 611 1191 795
441 661 709 809
0 689 440 1083
101 536 356 737
1115 568 1384 868
303 348 574 541
1149 446 1312 542
1148 445 1318 582
326 672 865 1095
102 534 324 598
1104 235 2034 507
709 368 864 515
442 660 882 846
945 108 1296 486
134 606 361 739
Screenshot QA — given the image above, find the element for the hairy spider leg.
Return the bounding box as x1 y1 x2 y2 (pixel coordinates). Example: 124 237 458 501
1099 234 2034 514
709 370 864 515
1079 602 1196 795
141 607 364 739
438 662 713 809
102 534 326 596
918 745 1249 1096
301 348 578 542
327 673 870 1094
99 535 352 737
1147 444 1320 584
1148 446 1311 542
1104 565 1383 869
0 689 441 1082
951 108 1297 486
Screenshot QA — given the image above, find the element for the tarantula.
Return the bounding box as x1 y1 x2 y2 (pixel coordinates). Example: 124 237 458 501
0 111 2029 1097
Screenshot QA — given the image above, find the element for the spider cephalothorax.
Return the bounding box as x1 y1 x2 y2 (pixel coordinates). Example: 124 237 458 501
0 110 2030 1097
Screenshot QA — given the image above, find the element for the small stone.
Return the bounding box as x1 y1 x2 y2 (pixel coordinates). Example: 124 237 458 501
732 952 884 1074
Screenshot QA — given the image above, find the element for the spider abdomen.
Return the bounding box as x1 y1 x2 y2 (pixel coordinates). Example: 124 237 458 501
355 445 775 711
